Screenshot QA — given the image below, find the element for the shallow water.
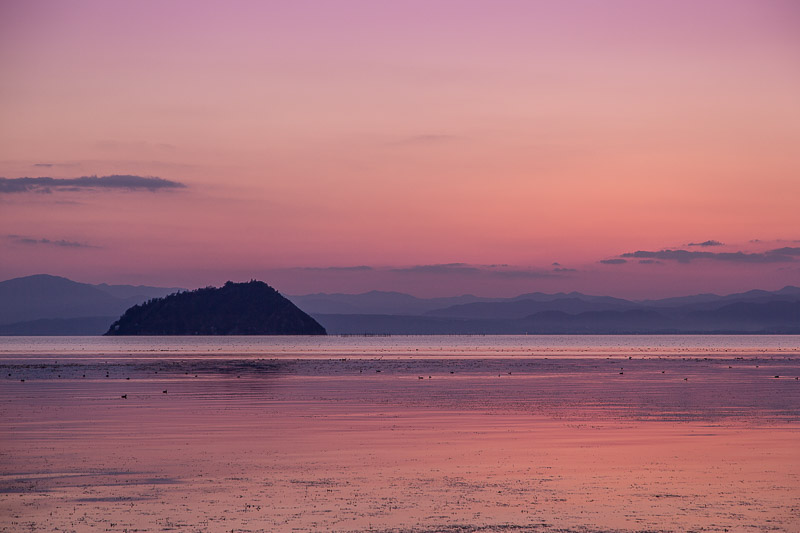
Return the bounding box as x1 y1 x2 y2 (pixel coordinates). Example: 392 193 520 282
2 335 799 532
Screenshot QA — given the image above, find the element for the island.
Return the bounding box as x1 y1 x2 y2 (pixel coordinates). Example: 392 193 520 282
105 280 326 335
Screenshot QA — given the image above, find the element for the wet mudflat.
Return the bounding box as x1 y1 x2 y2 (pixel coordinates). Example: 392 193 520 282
1 336 799 532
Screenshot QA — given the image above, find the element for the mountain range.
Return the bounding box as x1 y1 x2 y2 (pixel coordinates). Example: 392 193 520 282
1 274 798 335
292 287 800 334
0 274 183 334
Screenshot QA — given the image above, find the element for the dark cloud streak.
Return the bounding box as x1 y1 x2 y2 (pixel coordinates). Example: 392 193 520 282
390 263 560 279
621 249 795 263
7 235 99 249
296 266 374 272
0 175 186 194
768 247 800 256
688 240 723 247
391 263 481 275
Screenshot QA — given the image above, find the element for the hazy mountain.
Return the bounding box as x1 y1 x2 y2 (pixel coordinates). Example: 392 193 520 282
0 274 185 333
93 282 183 301
683 300 800 331
521 309 673 334
511 291 635 306
315 300 800 335
0 274 129 324
106 280 326 335
290 290 637 316
2 274 798 335
641 286 800 310
289 290 493 315
313 314 524 335
425 297 638 319
310 287 800 334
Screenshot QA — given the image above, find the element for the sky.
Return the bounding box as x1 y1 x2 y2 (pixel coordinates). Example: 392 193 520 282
1 0 799 298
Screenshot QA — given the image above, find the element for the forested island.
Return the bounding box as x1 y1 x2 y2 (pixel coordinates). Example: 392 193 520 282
105 280 326 335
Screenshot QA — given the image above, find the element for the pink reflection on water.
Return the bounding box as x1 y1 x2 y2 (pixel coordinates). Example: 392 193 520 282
2 336 799 532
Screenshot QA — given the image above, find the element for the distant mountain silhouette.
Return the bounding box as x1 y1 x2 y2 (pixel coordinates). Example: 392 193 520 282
93 282 185 301
425 297 638 319
1 274 798 335
106 280 326 335
310 286 800 334
0 274 184 328
684 300 800 330
289 290 492 315
314 300 800 334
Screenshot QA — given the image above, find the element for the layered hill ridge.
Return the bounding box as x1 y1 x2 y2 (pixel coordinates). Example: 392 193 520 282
0 274 184 327
300 287 800 334
105 280 326 336
1 274 798 335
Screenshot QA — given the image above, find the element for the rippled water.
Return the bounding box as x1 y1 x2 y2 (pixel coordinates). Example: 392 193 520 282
2 335 799 532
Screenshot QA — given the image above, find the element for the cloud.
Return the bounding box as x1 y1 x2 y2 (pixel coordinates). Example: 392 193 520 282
620 249 795 264
749 238 800 244
0 175 187 194
288 263 566 280
687 240 723 247
490 269 562 279
33 163 54 168
296 266 374 272
391 263 482 275
7 234 99 249
768 247 800 256
599 259 627 265
389 263 560 279
638 259 663 265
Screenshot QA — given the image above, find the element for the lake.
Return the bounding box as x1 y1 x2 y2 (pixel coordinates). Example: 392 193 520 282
2 335 799 532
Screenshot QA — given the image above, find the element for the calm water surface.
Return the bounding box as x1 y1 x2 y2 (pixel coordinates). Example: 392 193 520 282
2 335 799 532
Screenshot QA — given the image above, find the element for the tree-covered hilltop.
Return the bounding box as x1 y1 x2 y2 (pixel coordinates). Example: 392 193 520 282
105 280 326 335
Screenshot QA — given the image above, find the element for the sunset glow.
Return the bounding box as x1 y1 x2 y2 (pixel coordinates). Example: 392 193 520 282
2 0 799 297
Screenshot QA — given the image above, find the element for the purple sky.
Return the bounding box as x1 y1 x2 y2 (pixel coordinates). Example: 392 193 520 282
1 1 799 297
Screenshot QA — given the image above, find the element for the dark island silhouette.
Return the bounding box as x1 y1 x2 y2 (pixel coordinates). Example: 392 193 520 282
105 280 326 335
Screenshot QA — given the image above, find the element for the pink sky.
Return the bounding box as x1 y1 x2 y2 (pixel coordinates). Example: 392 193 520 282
1 0 799 297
